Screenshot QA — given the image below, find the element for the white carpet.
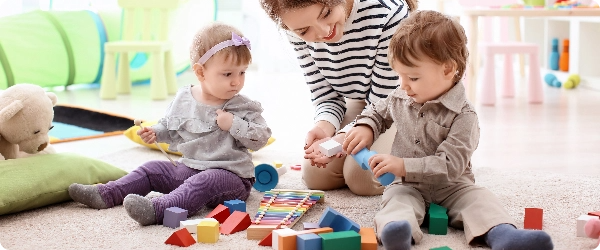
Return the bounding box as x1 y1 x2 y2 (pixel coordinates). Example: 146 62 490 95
0 145 599 250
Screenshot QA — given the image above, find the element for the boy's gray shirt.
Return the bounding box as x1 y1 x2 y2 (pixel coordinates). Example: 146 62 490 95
152 85 272 178
355 83 479 185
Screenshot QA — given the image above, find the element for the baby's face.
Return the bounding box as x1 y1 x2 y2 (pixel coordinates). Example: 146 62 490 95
392 57 455 104
200 53 248 103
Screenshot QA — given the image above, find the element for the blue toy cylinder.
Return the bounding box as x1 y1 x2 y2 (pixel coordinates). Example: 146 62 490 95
351 148 395 186
549 38 560 71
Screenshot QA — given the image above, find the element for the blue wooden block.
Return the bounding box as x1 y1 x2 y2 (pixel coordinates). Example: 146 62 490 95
318 207 360 233
224 199 246 214
297 233 322 250
163 207 188 229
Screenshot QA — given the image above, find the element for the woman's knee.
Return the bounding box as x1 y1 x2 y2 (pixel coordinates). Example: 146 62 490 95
301 158 345 190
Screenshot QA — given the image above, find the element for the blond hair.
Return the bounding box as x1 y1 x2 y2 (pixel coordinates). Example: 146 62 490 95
260 0 418 29
190 22 252 67
388 10 468 83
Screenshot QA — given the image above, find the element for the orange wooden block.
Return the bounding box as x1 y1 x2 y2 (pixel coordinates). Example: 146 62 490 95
524 207 543 230
359 227 377 250
206 204 230 224
165 228 196 247
220 211 251 235
278 227 333 250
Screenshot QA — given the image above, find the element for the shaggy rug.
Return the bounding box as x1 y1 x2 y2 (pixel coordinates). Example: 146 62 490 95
0 146 599 250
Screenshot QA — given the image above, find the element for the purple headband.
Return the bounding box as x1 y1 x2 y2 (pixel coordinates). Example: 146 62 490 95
197 32 251 64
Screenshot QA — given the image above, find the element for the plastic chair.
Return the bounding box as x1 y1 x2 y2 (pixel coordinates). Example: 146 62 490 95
100 0 179 100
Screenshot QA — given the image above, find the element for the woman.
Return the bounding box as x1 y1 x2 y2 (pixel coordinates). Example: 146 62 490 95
260 0 418 195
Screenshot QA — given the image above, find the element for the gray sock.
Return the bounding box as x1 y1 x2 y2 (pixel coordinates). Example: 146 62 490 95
123 194 157 226
68 183 108 209
485 223 554 250
380 220 412 250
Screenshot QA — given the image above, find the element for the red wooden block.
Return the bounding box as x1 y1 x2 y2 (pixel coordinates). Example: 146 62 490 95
588 211 600 217
206 204 230 224
524 207 543 230
257 224 281 246
220 211 251 235
165 228 196 247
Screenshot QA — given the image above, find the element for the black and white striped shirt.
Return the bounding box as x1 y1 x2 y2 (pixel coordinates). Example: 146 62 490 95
287 0 410 132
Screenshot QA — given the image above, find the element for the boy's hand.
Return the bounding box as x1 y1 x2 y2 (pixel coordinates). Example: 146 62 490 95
137 127 157 144
369 154 406 178
343 125 374 155
304 133 345 168
216 109 234 131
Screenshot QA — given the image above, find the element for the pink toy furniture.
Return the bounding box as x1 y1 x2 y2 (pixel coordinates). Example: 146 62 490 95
478 42 543 105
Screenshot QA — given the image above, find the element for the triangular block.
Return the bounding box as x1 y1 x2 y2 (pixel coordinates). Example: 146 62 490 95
206 204 230 224
220 211 251 235
165 228 196 247
258 223 281 246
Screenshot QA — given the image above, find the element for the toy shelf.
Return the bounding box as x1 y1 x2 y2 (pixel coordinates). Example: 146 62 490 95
523 16 600 88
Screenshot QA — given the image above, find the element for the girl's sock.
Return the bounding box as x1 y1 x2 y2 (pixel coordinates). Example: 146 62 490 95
380 220 412 250
485 223 554 250
68 183 108 209
123 194 157 226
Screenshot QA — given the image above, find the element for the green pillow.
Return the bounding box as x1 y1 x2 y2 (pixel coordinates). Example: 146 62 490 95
0 153 127 215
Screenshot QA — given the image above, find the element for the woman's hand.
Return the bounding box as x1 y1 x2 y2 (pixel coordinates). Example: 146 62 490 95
216 109 234 131
137 127 157 144
304 133 346 168
342 125 374 155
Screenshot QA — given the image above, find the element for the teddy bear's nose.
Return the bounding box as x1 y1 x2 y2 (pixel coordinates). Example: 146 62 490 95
38 143 47 151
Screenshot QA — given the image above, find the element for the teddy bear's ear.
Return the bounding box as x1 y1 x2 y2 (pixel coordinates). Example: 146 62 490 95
0 100 24 123
46 92 58 106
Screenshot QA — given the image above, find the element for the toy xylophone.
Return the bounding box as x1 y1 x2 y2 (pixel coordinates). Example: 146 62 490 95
246 189 325 240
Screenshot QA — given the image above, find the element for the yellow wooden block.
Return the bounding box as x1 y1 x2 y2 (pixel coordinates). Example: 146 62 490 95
273 161 283 168
197 220 219 243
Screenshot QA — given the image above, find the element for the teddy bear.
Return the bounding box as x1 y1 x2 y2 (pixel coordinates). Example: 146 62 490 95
0 83 57 160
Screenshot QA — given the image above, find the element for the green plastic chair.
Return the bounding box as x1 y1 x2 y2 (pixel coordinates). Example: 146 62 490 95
100 0 180 100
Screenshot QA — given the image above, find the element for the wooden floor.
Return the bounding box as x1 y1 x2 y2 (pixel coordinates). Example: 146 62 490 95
51 68 600 176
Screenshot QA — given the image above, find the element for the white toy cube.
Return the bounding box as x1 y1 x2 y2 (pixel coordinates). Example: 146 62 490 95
180 218 218 234
319 139 342 157
577 214 596 237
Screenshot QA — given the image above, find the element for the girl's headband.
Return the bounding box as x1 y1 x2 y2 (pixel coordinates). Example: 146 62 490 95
197 32 251 65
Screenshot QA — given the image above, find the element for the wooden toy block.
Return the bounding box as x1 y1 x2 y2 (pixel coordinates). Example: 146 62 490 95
180 218 217 234
589 211 600 217
297 233 321 250
304 222 319 230
524 207 543 230
165 228 196 247
206 204 230 224
273 161 283 168
319 139 343 157
277 165 288 176
272 228 296 250
278 227 333 250
258 224 282 246
164 207 188 229
350 148 395 186
318 206 360 233
428 203 448 235
224 199 246 214
577 214 597 237
220 211 251 235
320 231 361 250
247 189 325 240
197 220 219 243
359 227 377 250
430 246 453 250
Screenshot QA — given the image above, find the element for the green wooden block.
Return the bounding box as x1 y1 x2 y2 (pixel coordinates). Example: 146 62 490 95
320 231 361 250
430 246 452 250
428 204 448 235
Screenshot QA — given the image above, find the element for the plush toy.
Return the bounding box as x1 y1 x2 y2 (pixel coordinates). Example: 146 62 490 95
585 217 600 248
0 84 57 160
